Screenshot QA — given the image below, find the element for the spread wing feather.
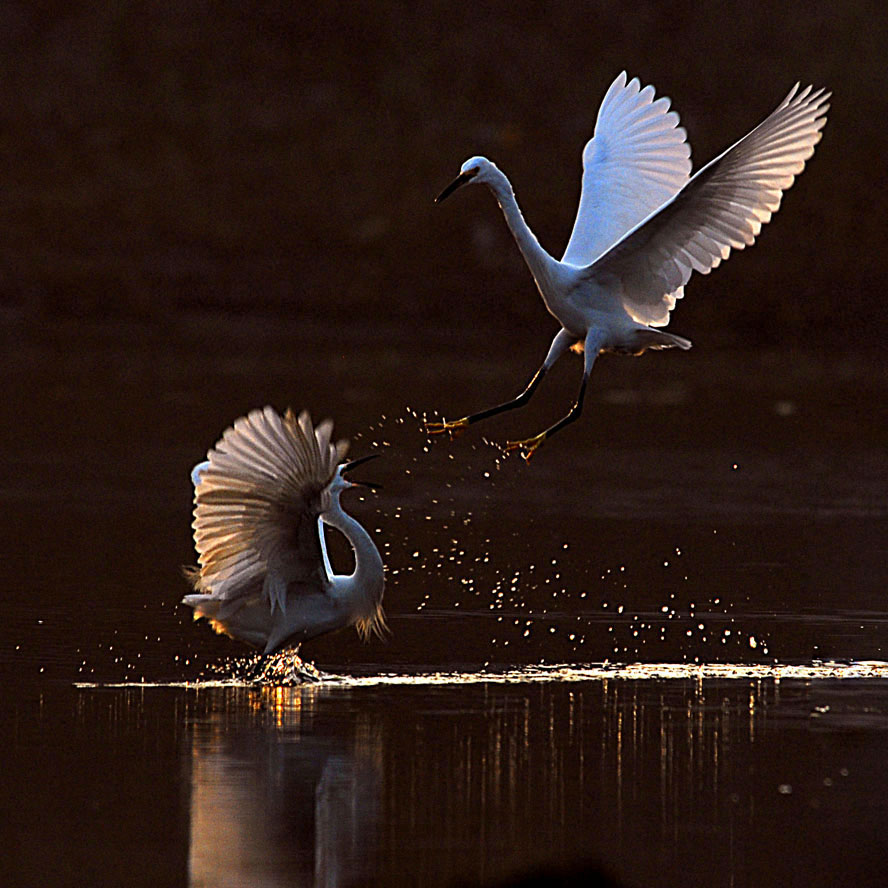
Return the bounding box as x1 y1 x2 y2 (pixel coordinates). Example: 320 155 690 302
587 83 830 326
191 406 349 614
561 71 692 268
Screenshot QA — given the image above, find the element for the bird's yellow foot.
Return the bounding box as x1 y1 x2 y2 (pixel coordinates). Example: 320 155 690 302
504 431 547 461
425 417 470 439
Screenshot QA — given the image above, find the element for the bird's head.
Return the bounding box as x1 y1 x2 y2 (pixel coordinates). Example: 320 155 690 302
435 156 499 203
328 453 382 502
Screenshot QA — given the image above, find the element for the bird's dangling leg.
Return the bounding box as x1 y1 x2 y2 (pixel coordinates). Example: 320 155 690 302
424 367 545 438
504 378 589 460
425 329 575 438
505 329 604 460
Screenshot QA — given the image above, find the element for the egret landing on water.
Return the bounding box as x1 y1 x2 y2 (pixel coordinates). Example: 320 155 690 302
427 72 829 459
183 406 386 659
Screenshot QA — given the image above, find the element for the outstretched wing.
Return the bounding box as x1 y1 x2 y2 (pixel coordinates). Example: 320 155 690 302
191 407 349 614
587 83 829 326
561 71 691 268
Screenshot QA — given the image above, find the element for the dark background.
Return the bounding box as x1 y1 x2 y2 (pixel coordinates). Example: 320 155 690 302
1 1 884 347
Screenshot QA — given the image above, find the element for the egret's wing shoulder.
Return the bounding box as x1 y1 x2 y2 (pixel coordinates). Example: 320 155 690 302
561 71 691 267
587 84 829 326
191 406 349 613
190 460 210 488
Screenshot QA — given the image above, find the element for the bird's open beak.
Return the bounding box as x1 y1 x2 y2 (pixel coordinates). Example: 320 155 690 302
435 170 476 204
342 453 382 490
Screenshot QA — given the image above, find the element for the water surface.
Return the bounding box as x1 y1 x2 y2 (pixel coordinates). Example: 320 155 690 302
2 317 887 887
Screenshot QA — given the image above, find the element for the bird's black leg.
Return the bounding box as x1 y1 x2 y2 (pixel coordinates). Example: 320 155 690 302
462 364 548 423
505 378 589 460
505 328 604 460
426 329 576 437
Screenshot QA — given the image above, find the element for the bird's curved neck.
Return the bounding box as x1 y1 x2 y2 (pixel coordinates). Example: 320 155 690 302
322 504 384 615
486 169 559 291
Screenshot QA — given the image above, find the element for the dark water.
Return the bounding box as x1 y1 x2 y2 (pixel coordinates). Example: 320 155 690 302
2 316 887 887
7 675 888 888
3 4 888 884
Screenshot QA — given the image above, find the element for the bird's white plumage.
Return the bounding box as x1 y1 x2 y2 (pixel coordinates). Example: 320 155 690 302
562 71 692 269
430 74 828 458
185 406 386 652
590 84 830 326
191 407 347 615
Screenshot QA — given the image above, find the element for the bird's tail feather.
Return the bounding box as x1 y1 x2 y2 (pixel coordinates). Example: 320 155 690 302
648 330 692 350
601 328 692 355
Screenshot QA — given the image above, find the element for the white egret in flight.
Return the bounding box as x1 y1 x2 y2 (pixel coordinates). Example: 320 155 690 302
427 72 829 459
183 406 386 654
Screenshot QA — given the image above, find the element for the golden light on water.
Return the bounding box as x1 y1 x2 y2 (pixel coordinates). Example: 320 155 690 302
79 659 888 690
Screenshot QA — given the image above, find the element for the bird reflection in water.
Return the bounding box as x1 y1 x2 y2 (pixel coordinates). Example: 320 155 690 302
187 686 381 888
73 672 866 885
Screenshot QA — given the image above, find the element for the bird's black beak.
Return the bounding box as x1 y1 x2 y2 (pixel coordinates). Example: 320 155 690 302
342 453 382 490
435 170 476 204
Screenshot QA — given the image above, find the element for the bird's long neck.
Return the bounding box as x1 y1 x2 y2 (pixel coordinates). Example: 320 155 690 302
322 503 384 617
486 168 560 293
